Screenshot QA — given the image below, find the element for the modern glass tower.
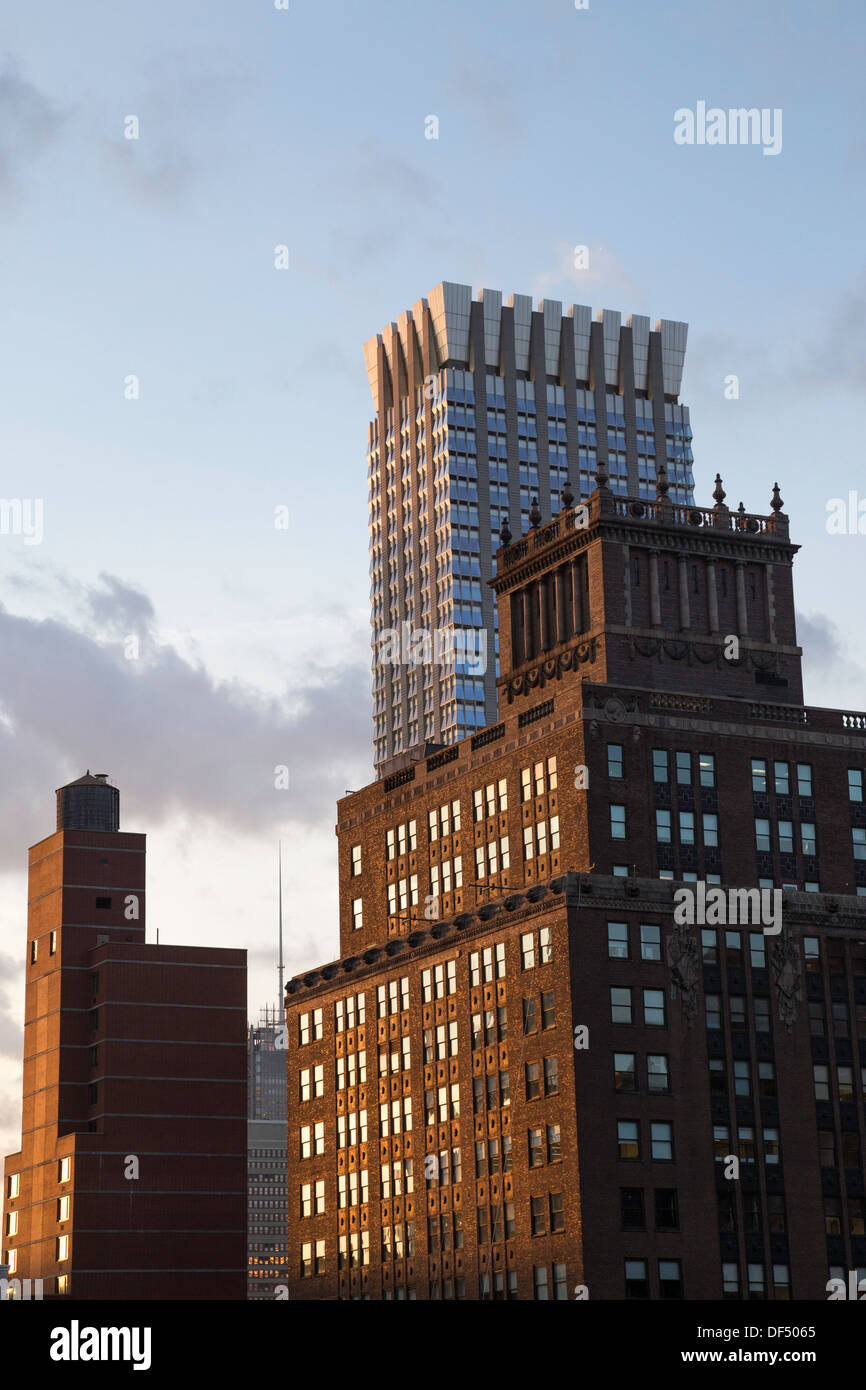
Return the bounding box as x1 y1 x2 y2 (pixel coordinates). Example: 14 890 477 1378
364 282 695 772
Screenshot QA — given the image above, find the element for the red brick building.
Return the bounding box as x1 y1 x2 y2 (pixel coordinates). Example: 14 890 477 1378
2 774 247 1299
284 472 866 1300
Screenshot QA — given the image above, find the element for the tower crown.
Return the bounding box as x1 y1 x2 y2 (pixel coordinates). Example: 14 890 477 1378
491 479 802 712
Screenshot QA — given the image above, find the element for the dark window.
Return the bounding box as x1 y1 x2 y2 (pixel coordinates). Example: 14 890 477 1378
659 1259 683 1299
625 1259 648 1298
543 1056 558 1096
549 1191 564 1233
655 1189 679 1230
621 1187 645 1229
95 896 112 909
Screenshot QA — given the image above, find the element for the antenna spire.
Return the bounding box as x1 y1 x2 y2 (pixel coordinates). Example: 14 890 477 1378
278 841 284 1004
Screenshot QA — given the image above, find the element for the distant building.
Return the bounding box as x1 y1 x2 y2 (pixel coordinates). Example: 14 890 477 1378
248 1119 288 1299
248 1009 288 1298
249 1009 288 1120
364 281 694 767
1 773 247 1300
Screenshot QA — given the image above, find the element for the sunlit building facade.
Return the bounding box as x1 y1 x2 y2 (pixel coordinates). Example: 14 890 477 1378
364 282 694 769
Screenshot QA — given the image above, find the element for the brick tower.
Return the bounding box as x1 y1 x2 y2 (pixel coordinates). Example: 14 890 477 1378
2 774 247 1299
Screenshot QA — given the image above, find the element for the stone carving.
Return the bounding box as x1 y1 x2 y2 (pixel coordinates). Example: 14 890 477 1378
507 639 597 701
771 927 802 1032
666 921 700 1026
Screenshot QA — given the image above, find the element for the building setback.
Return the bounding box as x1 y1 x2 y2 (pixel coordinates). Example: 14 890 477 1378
284 469 866 1300
365 281 695 768
2 774 247 1300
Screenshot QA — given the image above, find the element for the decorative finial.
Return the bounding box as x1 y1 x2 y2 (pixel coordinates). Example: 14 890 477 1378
529 496 541 529
499 514 512 545
712 473 726 507
561 477 574 509
656 465 670 499
770 482 784 514
595 460 609 491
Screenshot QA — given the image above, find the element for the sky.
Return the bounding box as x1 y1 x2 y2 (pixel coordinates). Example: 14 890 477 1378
0 0 864 1158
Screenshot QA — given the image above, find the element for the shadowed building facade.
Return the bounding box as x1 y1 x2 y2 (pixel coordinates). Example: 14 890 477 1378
284 468 866 1301
2 774 247 1300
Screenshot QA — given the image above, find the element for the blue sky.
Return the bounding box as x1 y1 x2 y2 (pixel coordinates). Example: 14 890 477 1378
0 0 864 1154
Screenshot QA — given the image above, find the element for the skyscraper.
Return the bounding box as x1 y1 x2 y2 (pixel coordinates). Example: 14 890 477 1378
364 282 694 769
247 1008 288 1299
2 774 247 1300
284 466 866 1301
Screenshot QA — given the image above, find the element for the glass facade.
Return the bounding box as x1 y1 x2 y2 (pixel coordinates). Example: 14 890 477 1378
367 300 696 769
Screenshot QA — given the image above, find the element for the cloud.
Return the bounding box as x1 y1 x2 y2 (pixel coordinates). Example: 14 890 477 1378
0 58 65 196
101 136 196 209
86 573 156 639
797 609 866 708
803 275 866 393
442 55 523 148
0 573 372 869
0 952 22 1061
532 241 646 311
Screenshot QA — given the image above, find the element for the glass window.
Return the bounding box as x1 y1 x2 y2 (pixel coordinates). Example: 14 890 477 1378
803 937 820 971
621 1187 645 1229
611 987 632 1025
725 930 742 965
699 753 716 787
755 818 771 852
608 922 629 959
541 992 555 1029
618 1120 640 1160
625 1259 648 1298
608 744 624 778
749 933 766 968
752 759 767 793
701 929 718 964
849 769 863 803
614 1053 637 1091
655 1189 679 1230
610 804 626 839
774 762 789 795
797 763 813 797
651 1122 673 1160
679 811 695 844
758 1061 776 1097
658 1259 682 1298
703 813 719 846
652 750 669 783
647 1055 669 1093
640 924 661 961
676 752 691 785
643 989 665 1027
655 810 671 843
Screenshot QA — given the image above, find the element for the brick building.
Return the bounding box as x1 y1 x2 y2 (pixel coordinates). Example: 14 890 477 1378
2 774 247 1300
284 465 866 1301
